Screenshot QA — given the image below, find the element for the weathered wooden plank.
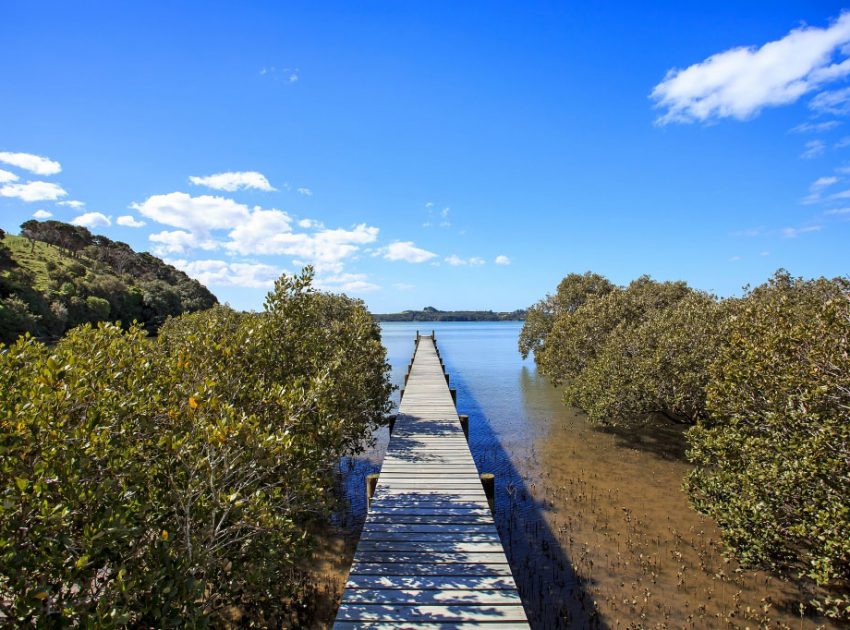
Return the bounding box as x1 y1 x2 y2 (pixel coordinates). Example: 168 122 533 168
344 575 519 590
353 551 510 564
356 541 504 553
335 604 528 622
341 588 522 605
359 532 502 543
335 623 529 630
349 562 515 576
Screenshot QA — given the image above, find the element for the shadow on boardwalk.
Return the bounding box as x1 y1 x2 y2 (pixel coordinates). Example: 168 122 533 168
447 363 606 629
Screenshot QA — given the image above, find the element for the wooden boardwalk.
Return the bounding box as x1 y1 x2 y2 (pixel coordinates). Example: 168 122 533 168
334 334 529 629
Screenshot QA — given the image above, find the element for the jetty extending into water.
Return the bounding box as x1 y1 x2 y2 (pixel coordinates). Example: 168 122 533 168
334 333 529 628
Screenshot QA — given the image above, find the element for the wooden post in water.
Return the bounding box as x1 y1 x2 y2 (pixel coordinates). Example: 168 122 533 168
366 473 379 508
388 415 396 434
459 414 469 441
450 387 457 404
481 472 495 514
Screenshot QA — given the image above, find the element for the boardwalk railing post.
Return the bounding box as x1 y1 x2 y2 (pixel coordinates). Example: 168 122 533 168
366 473 379 508
481 472 495 514
459 414 469 441
450 387 457 404
388 414 396 435
444 372 450 385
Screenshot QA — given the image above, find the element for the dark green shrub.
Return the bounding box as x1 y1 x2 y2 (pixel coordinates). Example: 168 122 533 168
0 267 392 625
687 272 850 618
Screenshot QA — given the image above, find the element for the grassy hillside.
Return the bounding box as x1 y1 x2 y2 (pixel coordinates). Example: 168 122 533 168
0 221 217 344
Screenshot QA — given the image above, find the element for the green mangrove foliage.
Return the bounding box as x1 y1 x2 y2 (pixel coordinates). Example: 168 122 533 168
0 268 392 626
687 273 850 618
521 270 850 618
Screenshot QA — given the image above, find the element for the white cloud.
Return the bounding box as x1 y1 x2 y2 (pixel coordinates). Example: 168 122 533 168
652 12 850 124
0 181 67 202
135 191 378 273
440 206 450 218
315 272 380 293
224 210 378 273
826 206 850 214
425 202 434 208
729 256 742 262
116 215 146 228
760 251 770 256
382 241 438 263
790 120 841 133
445 254 485 266
0 151 61 175
71 212 111 228
189 171 275 192
782 225 822 237
150 230 218 255
393 282 415 291
132 192 251 233
297 187 313 196
169 258 282 288
33 209 52 219
835 136 850 148
801 139 826 159
495 255 511 265
57 200 85 208
0 169 19 183
297 218 324 229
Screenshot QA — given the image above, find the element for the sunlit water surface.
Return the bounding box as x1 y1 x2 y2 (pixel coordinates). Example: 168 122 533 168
328 322 832 630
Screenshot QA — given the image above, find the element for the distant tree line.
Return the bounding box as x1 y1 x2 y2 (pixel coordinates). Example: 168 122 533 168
0 268 393 625
521 270 850 619
0 220 217 344
375 305 527 322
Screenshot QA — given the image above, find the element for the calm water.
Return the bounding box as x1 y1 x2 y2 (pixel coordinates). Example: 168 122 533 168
331 322 828 630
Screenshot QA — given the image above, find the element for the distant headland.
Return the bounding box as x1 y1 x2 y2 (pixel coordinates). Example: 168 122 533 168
373 306 526 322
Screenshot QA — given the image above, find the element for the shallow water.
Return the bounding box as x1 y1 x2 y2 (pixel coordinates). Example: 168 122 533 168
327 322 832 629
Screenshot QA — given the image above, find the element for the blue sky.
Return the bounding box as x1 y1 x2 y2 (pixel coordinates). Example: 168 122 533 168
2 1 849 311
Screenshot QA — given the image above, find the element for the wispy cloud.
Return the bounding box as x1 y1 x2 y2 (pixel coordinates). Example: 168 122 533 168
393 282 415 291
809 86 850 114
494 255 511 265
259 66 299 83
801 139 826 159
71 212 111 228
825 206 850 214
189 171 275 192
297 187 313 196
790 120 841 133
803 174 840 203
652 12 850 124
782 225 822 238
381 241 438 263
0 181 67 202
57 200 85 208
445 254 485 266
0 151 61 175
